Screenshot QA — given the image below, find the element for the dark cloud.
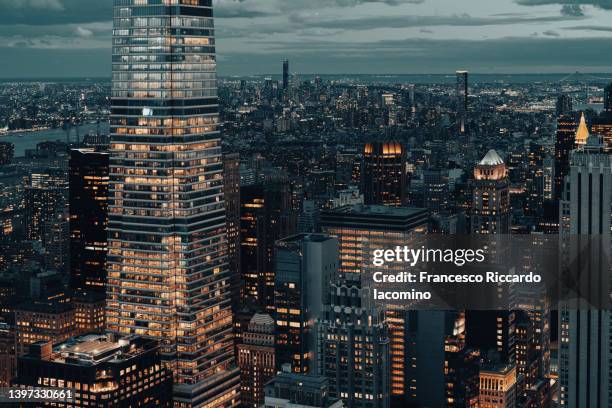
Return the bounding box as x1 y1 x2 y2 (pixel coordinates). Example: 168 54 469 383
516 0 612 10
542 29 561 35
289 12 583 30
565 24 612 30
561 4 585 15
215 36 612 75
0 0 111 25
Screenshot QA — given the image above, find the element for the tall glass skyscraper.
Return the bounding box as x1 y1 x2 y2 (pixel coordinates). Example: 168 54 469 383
107 1 239 406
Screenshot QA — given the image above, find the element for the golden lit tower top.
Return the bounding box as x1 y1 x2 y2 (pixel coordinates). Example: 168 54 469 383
575 112 590 146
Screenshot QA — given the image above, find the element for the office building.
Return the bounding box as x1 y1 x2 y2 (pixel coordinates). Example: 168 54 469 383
264 369 343 408
317 285 391 408
69 148 109 292
14 334 173 407
556 94 573 116
471 150 510 234
107 1 240 406
224 153 241 306
283 59 290 90
0 322 14 387
43 211 70 272
240 182 296 313
0 141 13 165
478 364 517 408
321 204 428 283
362 142 407 207
554 114 577 201
456 70 468 133
559 135 611 408
24 185 66 242
14 301 76 356
604 82 612 112
237 313 276 408
274 234 338 374
73 291 106 335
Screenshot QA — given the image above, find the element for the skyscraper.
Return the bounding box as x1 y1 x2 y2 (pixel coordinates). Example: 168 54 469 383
556 94 573 117
69 148 109 292
604 82 612 112
554 114 577 201
107 2 239 406
274 233 338 374
456 70 468 133
471 150 510 234
559 136 611 408
283 59 289 90
362 142 408 207
237 313 276 408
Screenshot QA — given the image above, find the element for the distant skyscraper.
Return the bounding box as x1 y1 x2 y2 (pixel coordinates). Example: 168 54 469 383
107 1 239 406
556 94 573 116
574 112 590 146
471 150 510 234
604 82 612 112
559 136 611 408
456 70 469 133
69 148 109 292
238 313 276 408
43 211 70 272
24 174 66 242
283 59 290 90
274 234 338 374
554 114 577 201
0 141 13 165
362 142 407 207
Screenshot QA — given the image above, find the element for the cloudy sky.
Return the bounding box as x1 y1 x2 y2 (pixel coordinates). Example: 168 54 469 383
0 0 611 77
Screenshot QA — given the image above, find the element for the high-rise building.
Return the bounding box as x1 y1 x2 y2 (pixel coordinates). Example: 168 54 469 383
43 211 70 272
237 313 276 408
14 301 76 356
471 150 510 234
283 59 289 90
69 148 109 292
0 322 15 387
73 291 106 335
317 285 391 408
264 368 343 408
556 94 573 117
274 233 338 374
554 114 577 201
456 70 469 133
107 1 240 406
320 205 427 406
224 153 241 305
559 136 611 408
604 82 612 112
240 182 296 313
478 364 517 408
0 141 13 165
362 142 407 207
14 334 173 407
24 185 66 242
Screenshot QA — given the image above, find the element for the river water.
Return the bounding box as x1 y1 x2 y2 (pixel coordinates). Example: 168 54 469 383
0 122 110 157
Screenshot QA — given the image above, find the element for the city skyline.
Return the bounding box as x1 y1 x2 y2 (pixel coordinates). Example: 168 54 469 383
1 0 612 77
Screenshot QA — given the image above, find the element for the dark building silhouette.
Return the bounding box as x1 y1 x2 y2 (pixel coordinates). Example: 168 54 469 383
554 114 577 201
456 70 469 133
0 142 13 165
69 148 109 292
240 181 296 313
556 94 573 116
283 59 289 90
362 142 407 207
605 82 612 112
224 153 241 306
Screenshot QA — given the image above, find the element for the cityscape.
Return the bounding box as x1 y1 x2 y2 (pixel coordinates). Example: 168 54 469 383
0 0 611 408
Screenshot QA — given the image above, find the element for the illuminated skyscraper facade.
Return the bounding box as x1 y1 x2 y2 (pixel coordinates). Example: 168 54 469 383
554 114 577 201
362 142 407 207
456 70 468 133
471 150 510 234
107 1 239 406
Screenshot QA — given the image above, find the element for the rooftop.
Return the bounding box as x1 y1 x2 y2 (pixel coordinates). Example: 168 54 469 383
479 149 504 166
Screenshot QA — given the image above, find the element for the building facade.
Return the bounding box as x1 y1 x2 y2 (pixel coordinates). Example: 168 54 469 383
107 1 239 406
